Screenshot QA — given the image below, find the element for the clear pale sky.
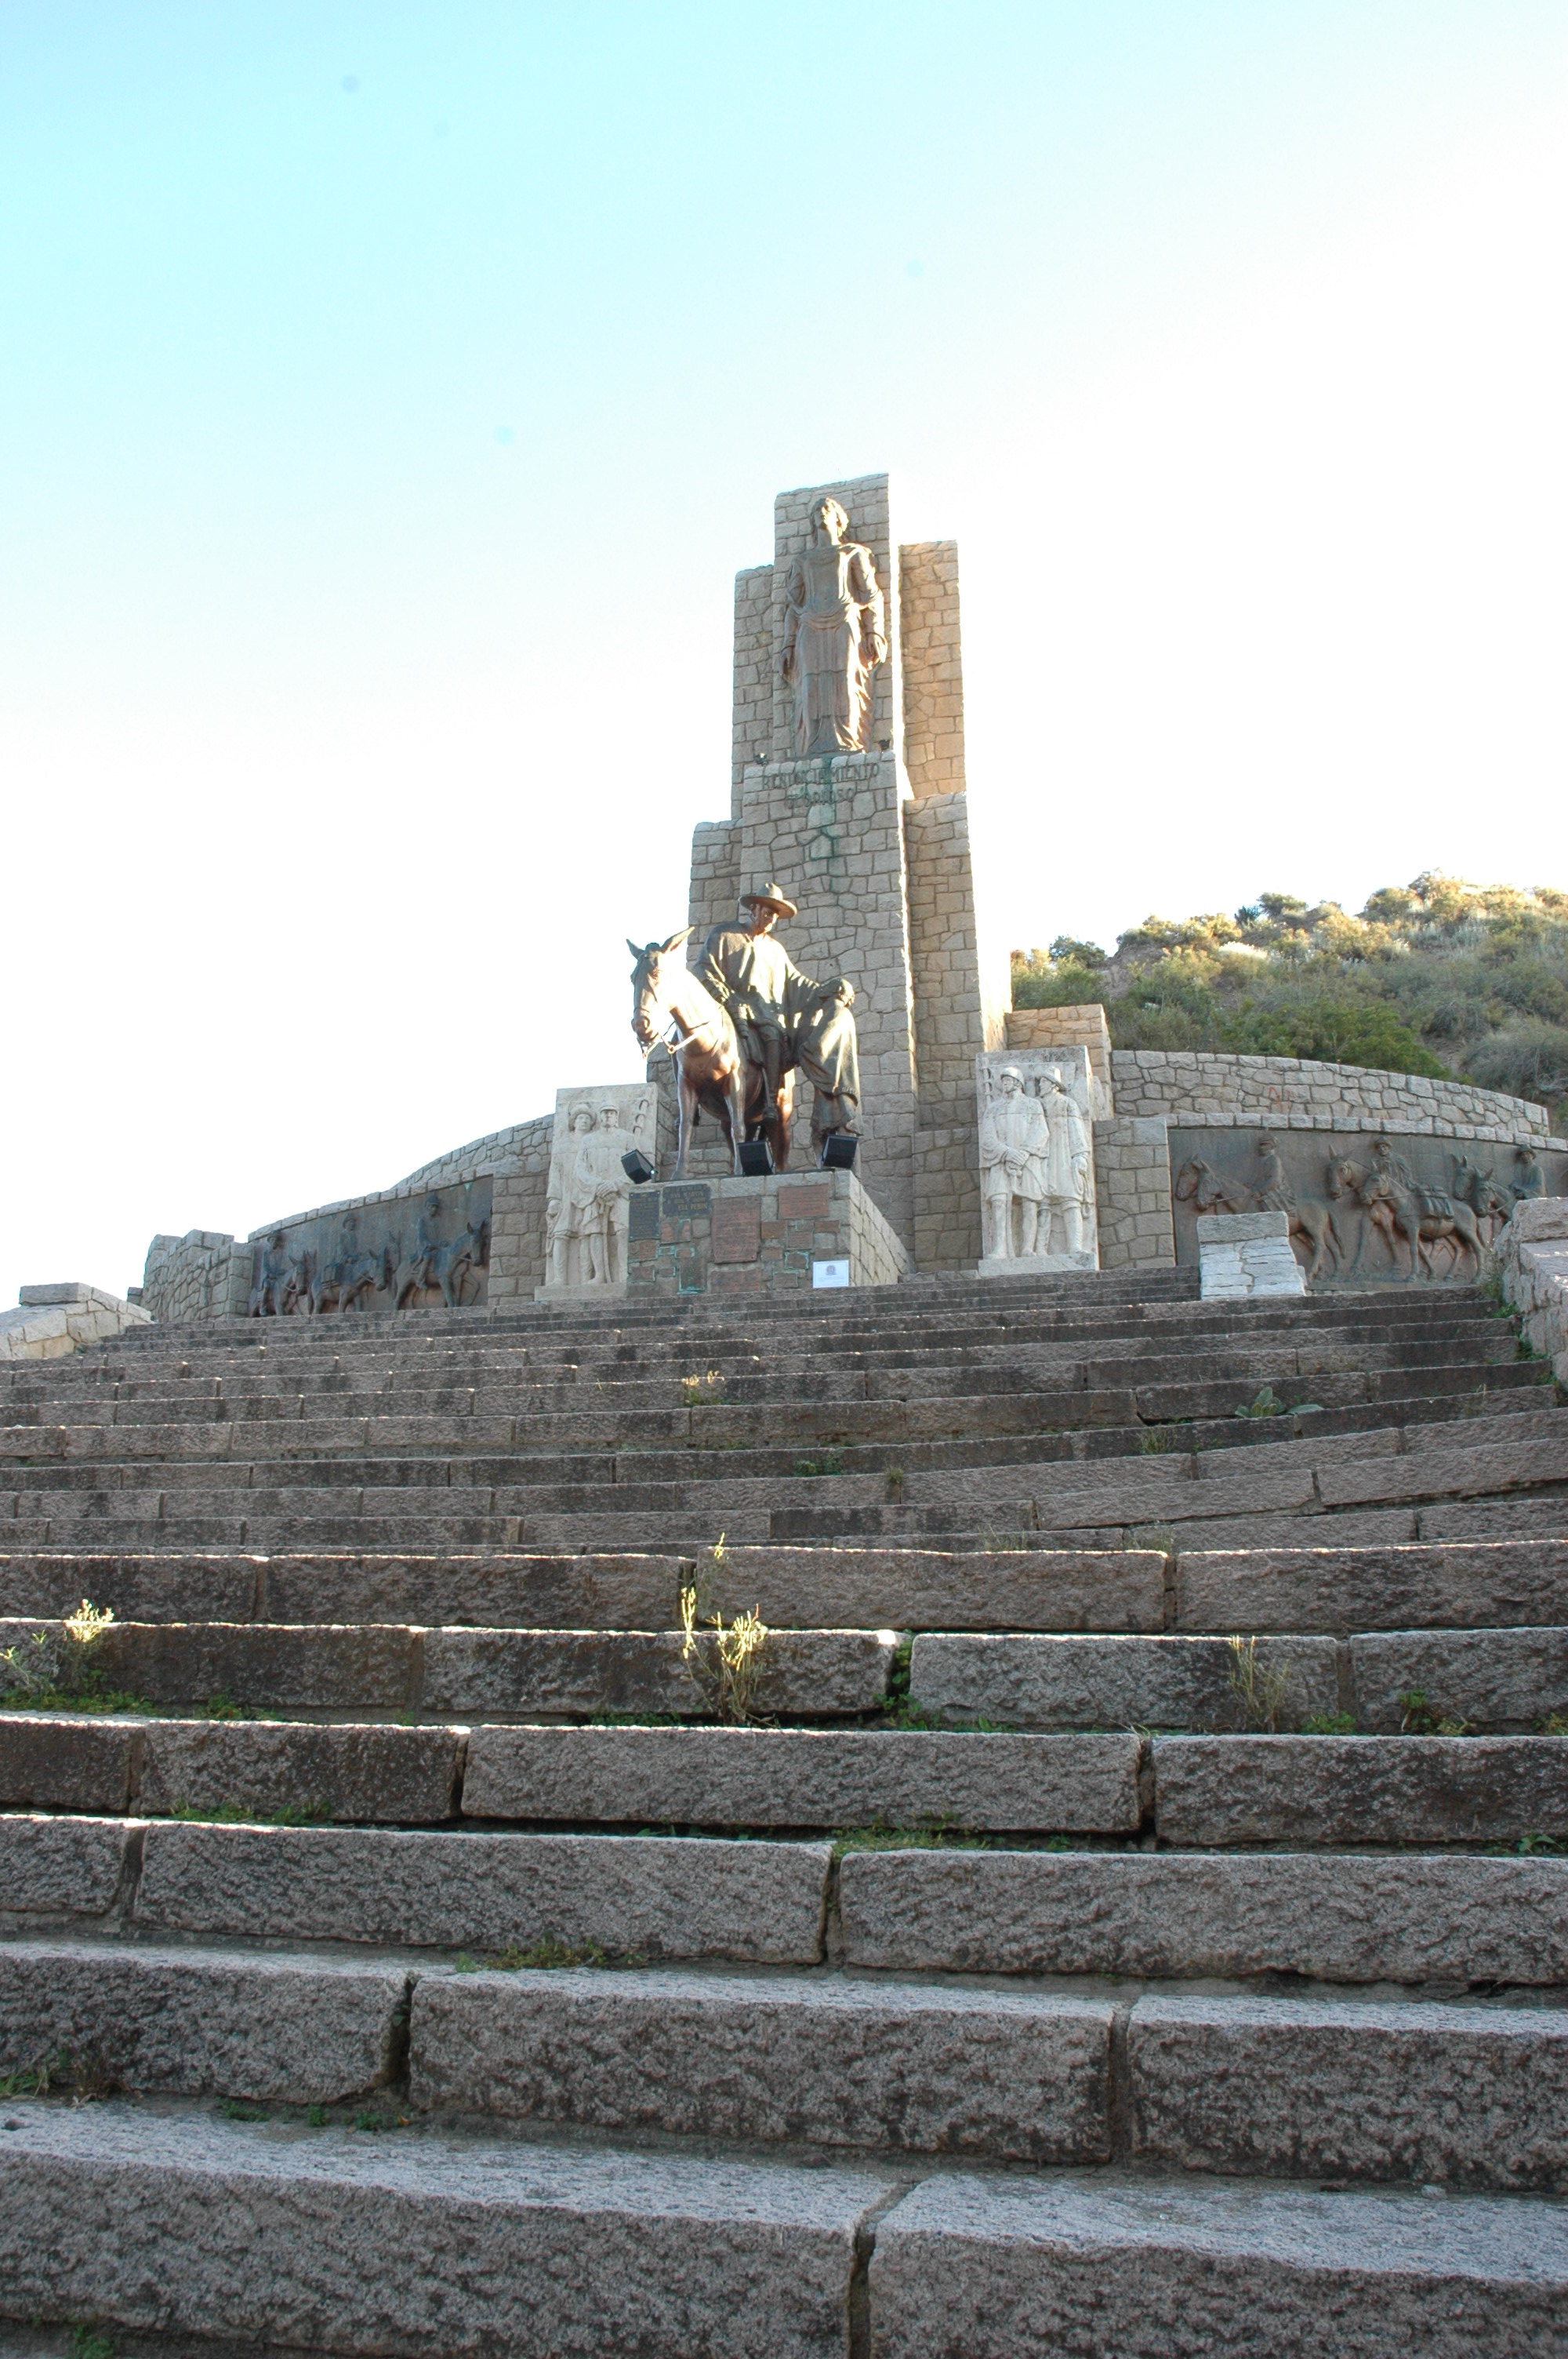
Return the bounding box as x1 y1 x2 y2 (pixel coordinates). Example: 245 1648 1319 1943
4 2 1565 1306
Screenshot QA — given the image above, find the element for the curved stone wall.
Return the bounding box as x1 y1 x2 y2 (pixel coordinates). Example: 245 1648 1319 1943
1110 1049 1554 1145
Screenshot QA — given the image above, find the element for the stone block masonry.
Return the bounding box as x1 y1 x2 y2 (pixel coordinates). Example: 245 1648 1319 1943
1 1285 152 1361
1092 1118 1175 1270
625 1167 908 1299
1113 1049 1554 1142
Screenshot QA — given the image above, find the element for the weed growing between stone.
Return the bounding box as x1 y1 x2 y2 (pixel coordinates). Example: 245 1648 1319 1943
884 1465 905 1499
0 1601 148 1714
1540 1713 1568 1735
168 1799 328 1826
1301 1711 1359 1735
1225 1635 1293 1732
452 1938 648 1972
680 1554 768 1723
1517 1830 1565 1856
70 2328 113 2359
680 1369 728 1405
831 1818 1000 1859
793 1453 844 1476
1399 1688 1473 1736
193 1689 282 1723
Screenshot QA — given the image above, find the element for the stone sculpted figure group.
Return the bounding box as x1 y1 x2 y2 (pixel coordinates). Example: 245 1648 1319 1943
546 1103 640 1289
979 1066 1094 1261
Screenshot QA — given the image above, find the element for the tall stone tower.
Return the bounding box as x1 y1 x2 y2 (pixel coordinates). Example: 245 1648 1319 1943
677 473 1008 1269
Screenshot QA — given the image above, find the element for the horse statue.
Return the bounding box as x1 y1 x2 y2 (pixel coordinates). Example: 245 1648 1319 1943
628 929 789 1179
1172 1157 1340 1281
1325 1157 1484 1281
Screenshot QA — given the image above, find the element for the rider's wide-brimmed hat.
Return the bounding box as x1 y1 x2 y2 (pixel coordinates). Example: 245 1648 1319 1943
742 880 798 919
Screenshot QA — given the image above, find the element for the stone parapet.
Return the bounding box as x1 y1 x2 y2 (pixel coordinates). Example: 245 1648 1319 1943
1111 1049 1550 1143
622 1167 908 1301
140 1233 251 1325
1496 1198 1568 1387
0 1285 152 1361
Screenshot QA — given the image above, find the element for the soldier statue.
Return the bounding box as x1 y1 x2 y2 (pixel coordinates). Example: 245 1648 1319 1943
696 881 861 1150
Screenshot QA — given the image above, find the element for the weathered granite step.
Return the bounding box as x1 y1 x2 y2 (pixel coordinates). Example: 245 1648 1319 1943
1151 1733 1568 1846
9 1536 1568 1637
0 1714 1144 1832
0 1713 466 1820
837 1847 1568 1983
0 1939 410 2104
869 2169 1568 2356
4 1374 1548 1474
0 1619 896 1720
459 1724 1143 1830
0 1813 834 1959
1126 1990 1568 2190
913 1630 1568 1734
409 1965 1114 2162
0 2103 883 2358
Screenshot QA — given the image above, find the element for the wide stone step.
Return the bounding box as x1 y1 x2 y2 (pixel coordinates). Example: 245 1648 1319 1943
1127 1990 1568 2190
1151 1733 1568 1846
913 1629 1568 1734
0 1543 1171 1633
912 1632 1338 1728
460 1723 1143 1831
0 2103 881 2358
0 1812 834 1959
9 1536 1568 1639
5 1378 1547 1484
0 1712 466 1820
0 1714 1144 1833
0 1939 408 2104
0 1619 895 1720
837 1847 1568 1983
869 2169 1568 2355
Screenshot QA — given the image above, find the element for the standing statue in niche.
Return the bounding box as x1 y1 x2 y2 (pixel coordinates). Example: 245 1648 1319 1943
546 1107 611 1289
1039 1071 1094 1256
585 1102 638 1286
781 496 887 757
979 1068 1051 1259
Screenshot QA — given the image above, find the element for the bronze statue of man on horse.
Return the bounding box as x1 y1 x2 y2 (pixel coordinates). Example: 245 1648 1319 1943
628 881 862 1178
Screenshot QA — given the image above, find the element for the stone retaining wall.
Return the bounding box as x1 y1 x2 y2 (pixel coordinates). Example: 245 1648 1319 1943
1111 1049 1552 1143
1091 1120 1175 1270
0 1285 152 1361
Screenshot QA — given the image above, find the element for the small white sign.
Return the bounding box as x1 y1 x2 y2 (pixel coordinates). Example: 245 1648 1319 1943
812 1258 851 1289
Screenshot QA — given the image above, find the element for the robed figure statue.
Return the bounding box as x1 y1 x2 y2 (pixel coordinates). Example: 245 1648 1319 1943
781 496 887 757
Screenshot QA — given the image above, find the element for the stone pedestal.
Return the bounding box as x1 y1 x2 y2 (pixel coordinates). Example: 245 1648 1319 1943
1198 1211 1307 1299
619 1168 908 1303
976 1249 1098 1281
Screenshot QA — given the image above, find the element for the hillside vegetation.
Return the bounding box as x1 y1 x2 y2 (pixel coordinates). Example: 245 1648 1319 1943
1012 874 1568 1122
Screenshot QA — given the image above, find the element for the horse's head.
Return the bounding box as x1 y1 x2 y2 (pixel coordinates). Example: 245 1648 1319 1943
1173 1160 1208 1202
628 928 694 1051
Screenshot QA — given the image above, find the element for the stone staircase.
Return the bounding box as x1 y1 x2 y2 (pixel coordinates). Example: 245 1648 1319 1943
2 1272 1566 2354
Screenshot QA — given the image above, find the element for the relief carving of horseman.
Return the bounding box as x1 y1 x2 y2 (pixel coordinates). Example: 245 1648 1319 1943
1173 1134 1341 1281
1325 1142 1486 1281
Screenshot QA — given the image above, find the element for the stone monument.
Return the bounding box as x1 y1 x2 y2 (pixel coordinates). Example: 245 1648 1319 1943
975 1048 1099 1274
537 1083 659 1301
677 471 1011 1265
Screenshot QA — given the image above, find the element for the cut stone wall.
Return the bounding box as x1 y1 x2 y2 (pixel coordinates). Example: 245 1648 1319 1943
905 791 1007 1129
687 820 742 943
1497 1198 1568 1386
0 1284 152 1361
625 1168 908 1299
1006 1005 1115 1119
1111 1049 1552 1143
1092 1119 1176 1270
481 1114 557 1308
913 1127 982 1272
730 565 774 794
898 540 965 798
722 751 919 1246
141 1232 252 1325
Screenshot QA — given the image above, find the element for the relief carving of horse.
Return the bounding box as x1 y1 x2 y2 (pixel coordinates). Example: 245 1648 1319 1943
1325 1158 1484 1281
629 930 789 1179
1173 1158 1340 1281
